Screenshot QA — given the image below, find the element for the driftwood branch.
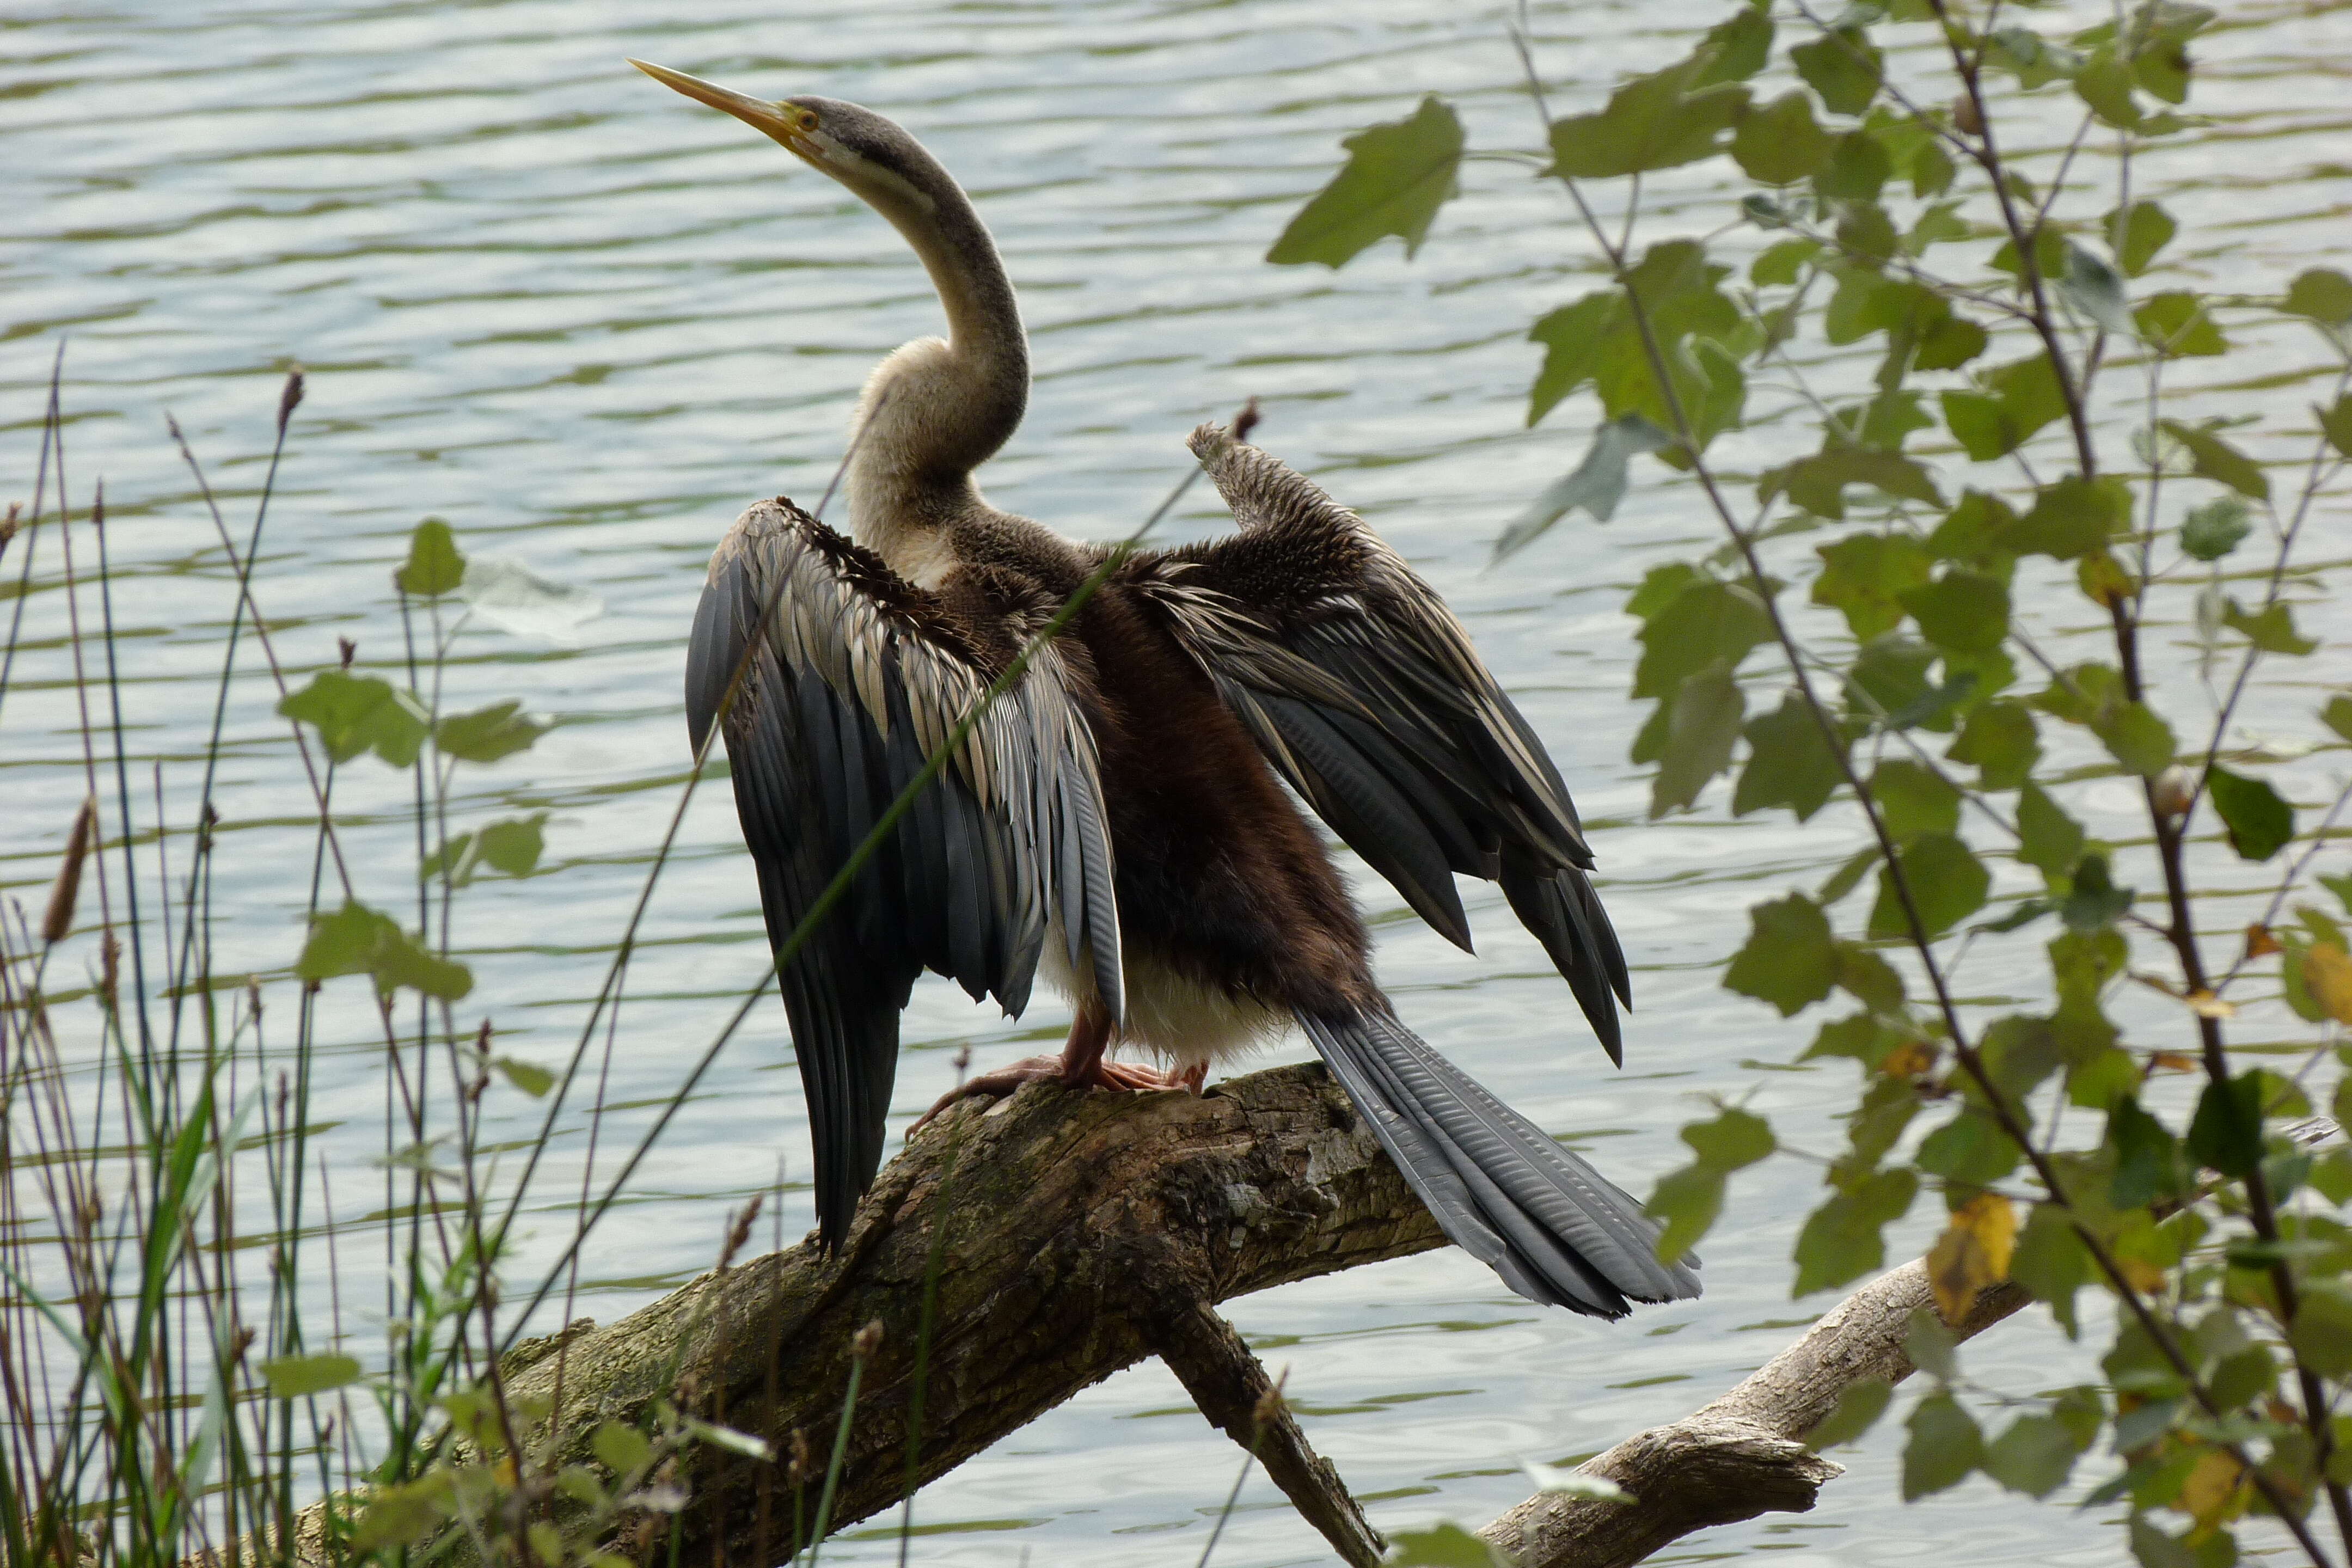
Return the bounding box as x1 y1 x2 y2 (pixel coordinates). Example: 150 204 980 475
1483 1263 2029 1568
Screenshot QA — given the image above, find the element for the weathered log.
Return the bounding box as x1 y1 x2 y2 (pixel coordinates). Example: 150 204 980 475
268 1062 1440 1567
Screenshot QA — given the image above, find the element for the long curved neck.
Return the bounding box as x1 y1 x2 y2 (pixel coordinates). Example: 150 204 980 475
844 180 1028 571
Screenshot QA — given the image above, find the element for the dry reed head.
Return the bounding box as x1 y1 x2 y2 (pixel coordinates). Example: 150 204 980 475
42 796 97 945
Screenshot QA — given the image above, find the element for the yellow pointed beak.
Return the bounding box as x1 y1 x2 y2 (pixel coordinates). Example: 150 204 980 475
628 59 813 156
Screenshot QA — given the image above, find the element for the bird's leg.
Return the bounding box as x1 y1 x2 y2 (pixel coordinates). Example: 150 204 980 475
908 1005 1202 1136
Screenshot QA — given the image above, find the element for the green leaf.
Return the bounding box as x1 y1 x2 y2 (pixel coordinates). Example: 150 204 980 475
1983 1413 2082 1498
278 671 431 768
1494 414 1673 559
2058 243 2130 334
2205 766 2293 863
1734 694 1848 822
260 1352 363 1399
2011 1202 2092 1334
1733 92 1834 184
476 814 548 876
296 901 474 1002
2013 780 2088 884
2017 474 2129 561
2178 495 2251 561
1806 1379 1894 1451
1267 96 1464 267
1384 1522 1509 1568
1633 578 1773 700
1868 832 1988 939
1814 132 1892 204
1549 60 1749 179
1915 313 1988 371
396 518 465 597
1905 1309 1958 1382
1940 354 2067 461
2134 292 2227 357
1791 28 1882 115
1983 27 2085 89
1525 241 1743 433
1927 490 2018 566
594 1419 653 1477
1752 236 1822 286
1812 532 1930 639
2106 201 2176 277
1834 941 1906 1012
1911 142 1956 200
2185 1073 2264 1179
1652 661 1744 816
2092 700 2176 777
1870 758 1959 842
2281 267 2352 327
434 701 548 764
2221 597 2314 656
1646 1164 1725 1266
1950 701 2039 790
2326 694 2352 744
495 1057 555 1099
1902 1393 1983 1499
1899 570 2009 654
1766 446 1941 524
1693 7 1775 83
1915 1110 2022 1189
2074 52 2147 130
1793 1167 1916 1294
1683 1106 1777 1171
2128 1517 2200 1568
2318 394 2352 458
2286 1284 2352 1379
2060 854 2134 932
2158 419 2268 499
1725 895 1837 1016
2108 1097 2186 1208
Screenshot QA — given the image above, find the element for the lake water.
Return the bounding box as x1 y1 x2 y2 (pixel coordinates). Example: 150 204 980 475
5 1 2349 1563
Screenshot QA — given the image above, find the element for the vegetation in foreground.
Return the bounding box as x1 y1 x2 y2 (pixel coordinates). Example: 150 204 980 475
1269 1 2352 1563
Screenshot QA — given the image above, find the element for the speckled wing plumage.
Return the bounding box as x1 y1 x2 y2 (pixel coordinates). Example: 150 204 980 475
687 498 1122 1247
1127 425 1632 1062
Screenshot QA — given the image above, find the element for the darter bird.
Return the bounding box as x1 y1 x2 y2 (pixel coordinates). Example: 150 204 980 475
636 60 1699 1316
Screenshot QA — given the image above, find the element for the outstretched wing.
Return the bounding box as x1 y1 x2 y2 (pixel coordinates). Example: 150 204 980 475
688 498 1122 1246
1125 426 1630 1061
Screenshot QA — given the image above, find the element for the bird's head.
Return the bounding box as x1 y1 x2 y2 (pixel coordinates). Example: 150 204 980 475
628 62 951 233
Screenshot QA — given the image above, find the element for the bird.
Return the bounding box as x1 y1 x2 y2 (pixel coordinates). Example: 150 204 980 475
635 59 1700 1317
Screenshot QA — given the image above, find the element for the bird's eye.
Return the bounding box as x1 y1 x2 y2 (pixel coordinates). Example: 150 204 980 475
795 109 820 132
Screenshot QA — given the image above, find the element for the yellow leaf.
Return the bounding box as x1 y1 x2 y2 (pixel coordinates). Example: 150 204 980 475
2174 1448 2245 1527
2148 1051 2198 1074
1882 1040 1938 1078
1925 1194 2016 1324
2185 989 2234 1019
2306 942 2352 1025
2117 1255 2167 1295
2243 923 2280 960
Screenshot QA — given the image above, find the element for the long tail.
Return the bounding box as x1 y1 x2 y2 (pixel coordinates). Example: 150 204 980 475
1300 1008 1700 1317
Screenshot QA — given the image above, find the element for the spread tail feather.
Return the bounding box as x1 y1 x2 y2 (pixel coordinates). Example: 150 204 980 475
1300 1009 1700 1316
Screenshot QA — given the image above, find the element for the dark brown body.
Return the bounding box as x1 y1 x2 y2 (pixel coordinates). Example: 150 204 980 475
944 516 1376 1059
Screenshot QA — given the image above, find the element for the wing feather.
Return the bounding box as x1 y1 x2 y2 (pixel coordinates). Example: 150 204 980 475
1131 427 1629 1058
685 498 1123 1247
